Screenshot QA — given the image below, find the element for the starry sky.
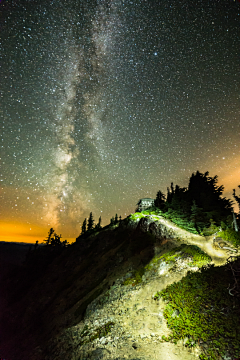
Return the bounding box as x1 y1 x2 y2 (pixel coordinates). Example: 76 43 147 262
1 0 240 243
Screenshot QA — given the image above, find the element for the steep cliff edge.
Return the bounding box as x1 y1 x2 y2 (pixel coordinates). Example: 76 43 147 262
0 215 239 360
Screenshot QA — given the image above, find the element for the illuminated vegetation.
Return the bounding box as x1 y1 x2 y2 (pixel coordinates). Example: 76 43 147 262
149 244 212 268
122 243 240 359
129 212 145 221
154 259 240 360
123 267 145 286
123 244 212 286
136 171 237 236
78 321 115 346
218 228 240 248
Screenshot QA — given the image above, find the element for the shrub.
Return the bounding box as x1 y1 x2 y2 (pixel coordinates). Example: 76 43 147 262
218 228 240 248
154 262 240 359
129 212 145 221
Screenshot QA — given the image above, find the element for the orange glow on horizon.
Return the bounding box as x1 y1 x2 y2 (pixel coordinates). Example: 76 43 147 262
1 163 239 244
220 167 240 194
0 221 75 244
213 158 240 212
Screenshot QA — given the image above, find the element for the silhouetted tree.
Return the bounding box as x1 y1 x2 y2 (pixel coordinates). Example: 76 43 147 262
81 218 87 234
62 239 69 247
233 186 240 212
190 200 208 233
44 228 54 246
95 216 102 230
87 212 94 231
110 217 115 225
155 190 166 209
166 182 174 204
114 214 118 224
50 233 62 246
187 171 233 222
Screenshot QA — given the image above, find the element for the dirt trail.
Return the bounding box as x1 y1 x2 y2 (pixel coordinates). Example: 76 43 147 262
108 271 201 360
155 216 237 266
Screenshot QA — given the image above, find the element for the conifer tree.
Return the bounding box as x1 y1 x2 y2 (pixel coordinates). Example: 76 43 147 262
95 216 102 229
190 200 207 232
187 171 232 222
44 228 54 245
155 190 166 209
87 212 94 231
166 182 174 204
51 233 62 246
115 214 118 224
81 218 87 234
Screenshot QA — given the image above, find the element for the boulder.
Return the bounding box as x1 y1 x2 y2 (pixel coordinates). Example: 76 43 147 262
136 216 173 243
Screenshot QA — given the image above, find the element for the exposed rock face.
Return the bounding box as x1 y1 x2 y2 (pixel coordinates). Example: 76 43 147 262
136 216 175 242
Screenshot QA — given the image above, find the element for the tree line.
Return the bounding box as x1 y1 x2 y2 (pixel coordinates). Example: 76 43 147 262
152 170 239 235
76 212 122 240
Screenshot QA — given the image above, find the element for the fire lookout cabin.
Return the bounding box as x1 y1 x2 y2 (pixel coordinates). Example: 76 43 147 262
136 198 155 212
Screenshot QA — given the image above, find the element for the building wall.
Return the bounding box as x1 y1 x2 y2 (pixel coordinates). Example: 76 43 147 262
136 199 154 212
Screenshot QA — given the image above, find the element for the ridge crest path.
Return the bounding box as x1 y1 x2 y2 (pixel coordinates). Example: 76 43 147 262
45 216 238 360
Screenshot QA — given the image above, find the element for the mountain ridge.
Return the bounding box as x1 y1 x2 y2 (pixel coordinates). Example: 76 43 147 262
0 215 239 360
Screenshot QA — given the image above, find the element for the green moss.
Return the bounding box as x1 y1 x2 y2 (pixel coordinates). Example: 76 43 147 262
123 267 146 286
141 209 155 215
145 244 211 271
79 324 90 338
129 212 145 221
179 244 212 267
154 261 240 360
124 245 211 286
79 321 115 346
218 228 240 248
150 215 161 221
131 209 205 235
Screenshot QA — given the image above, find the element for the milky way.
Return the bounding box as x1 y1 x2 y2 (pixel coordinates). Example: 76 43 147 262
1 0 240 242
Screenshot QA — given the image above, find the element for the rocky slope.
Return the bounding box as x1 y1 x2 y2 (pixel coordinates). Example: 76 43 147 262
0 215 239 360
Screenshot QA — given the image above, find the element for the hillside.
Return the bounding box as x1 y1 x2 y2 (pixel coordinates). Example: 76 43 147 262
0 242 32 284
0 215 239 360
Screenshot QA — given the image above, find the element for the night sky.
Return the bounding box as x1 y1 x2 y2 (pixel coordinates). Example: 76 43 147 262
1 0 240 243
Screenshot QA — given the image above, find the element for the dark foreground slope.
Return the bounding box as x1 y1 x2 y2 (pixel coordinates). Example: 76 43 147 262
0 216 239 360
0 242 32 283
0 218 159 359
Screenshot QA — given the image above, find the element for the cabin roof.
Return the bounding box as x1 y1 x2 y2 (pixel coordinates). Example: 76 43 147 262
136 198 155 205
